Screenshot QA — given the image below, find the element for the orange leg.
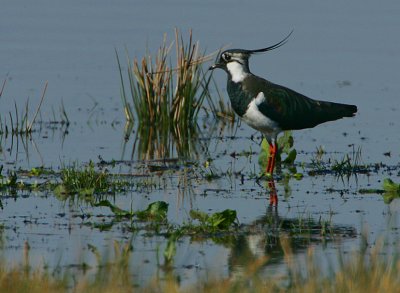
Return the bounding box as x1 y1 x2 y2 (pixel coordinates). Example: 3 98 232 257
266 143 277 175
268 179 278 206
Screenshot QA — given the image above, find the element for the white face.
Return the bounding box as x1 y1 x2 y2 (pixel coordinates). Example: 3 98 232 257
226 61 248 83
220 52 249 83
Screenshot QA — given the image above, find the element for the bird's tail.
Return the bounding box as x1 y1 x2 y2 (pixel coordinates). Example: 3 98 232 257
324 101 357 118
313 101 357 127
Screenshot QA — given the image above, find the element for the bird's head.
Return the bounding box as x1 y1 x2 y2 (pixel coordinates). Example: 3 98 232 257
209 50 252 73
209 31 293 81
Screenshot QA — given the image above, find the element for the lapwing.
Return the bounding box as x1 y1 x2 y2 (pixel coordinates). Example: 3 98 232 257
209 32 357 176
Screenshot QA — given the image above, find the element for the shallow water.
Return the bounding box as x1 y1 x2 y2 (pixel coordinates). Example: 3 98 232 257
1 0 400 287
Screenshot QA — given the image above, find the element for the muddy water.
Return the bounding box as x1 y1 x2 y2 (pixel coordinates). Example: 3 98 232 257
1 0 400 287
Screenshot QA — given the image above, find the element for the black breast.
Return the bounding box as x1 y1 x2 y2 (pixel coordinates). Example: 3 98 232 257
226 80 254 117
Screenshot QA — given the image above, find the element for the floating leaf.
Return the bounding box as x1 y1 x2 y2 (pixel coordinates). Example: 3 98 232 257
190 209 237 231
94 200 168 221
383 178 400 193
94 200 133 218
189 210 208 222
209 209 237 230
137 201 168 221
382 178 400 204
292 172 304 180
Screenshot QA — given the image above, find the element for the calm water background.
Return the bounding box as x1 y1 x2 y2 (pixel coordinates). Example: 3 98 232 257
1 0 400 286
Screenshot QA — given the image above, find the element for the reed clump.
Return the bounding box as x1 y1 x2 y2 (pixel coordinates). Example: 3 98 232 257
118 29 212 128
117 29 221 159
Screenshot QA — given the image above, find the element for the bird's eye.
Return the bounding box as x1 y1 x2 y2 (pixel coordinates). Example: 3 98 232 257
222 53 231 61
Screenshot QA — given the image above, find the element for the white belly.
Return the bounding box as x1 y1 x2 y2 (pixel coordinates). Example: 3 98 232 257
242 92 281 136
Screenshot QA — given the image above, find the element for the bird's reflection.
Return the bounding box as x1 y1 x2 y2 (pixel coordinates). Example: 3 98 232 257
267 179 278 207
227 180 357 278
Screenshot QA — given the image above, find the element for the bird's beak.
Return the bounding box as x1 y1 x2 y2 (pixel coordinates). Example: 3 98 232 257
209 63 222 70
